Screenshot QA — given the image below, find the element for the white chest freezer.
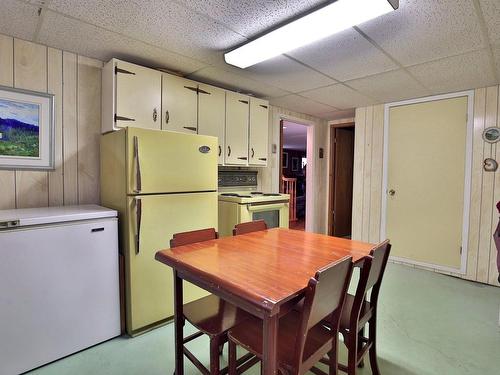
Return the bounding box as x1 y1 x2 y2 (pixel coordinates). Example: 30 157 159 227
0 205 121 375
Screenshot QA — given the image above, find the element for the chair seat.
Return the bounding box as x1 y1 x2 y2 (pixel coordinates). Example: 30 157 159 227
228 311 334 370
340 294 371 329
183 294 251 337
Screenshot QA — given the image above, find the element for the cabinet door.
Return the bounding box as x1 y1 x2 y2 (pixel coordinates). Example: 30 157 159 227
198 84 225 164
225 92 249 165
162 74 198 134
249 98 269 166
115 60 162 130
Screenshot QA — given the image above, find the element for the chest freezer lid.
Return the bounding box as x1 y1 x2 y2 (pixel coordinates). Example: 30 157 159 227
0 204 117 228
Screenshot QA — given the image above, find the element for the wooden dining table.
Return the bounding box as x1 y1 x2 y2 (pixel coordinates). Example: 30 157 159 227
155 228 376 375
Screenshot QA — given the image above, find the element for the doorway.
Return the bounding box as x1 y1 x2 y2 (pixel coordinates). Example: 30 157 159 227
328 123 355 237
280 120 308 231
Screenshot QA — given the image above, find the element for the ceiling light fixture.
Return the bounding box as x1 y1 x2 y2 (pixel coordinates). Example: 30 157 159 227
224 0 398 69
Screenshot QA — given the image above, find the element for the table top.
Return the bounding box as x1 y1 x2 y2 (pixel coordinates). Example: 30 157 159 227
155 228 376 314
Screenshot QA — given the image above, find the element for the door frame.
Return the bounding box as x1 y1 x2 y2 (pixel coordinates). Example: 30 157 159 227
381 90 474 274
328 122 355 236
278 116 315 232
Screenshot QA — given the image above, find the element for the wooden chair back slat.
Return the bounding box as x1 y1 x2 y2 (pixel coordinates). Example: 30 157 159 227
170 228 218 248
232 220 267 236
294 256 353 369
282 177 297 221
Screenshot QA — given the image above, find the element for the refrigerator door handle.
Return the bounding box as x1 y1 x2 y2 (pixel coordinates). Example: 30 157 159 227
135 198 142 254
133 136 142 193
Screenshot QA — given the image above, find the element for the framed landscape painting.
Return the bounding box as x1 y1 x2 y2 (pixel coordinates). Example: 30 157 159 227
0 86 54 170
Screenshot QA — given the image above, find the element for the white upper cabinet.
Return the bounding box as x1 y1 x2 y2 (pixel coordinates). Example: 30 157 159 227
162 74 198 134
197 84 226 164
225 92 249 165
102 59 162 133
249 98 269 166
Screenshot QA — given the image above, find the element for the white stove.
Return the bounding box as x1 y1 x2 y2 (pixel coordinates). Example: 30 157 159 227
218 171 290 236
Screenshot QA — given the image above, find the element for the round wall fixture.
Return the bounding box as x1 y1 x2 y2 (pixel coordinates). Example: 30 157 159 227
484 158 498 172
482 127 500 143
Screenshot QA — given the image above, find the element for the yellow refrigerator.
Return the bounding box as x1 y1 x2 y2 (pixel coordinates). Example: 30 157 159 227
101 127 217 336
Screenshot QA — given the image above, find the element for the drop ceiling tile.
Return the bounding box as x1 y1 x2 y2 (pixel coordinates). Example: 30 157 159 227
174 0 326 38
44 0 246 64
346 70 430 104
288 28 398 81
320 109 356 121
37 10 206 74
407 49 497 95
0 0 39 41
479 0 500 45
188 66 289 98
358 0 486 66
491 46 500 81
300 84 374 110
241 55 336 93
269 95 336 118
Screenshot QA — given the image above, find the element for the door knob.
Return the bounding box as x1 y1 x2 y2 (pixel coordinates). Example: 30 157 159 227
388 189 396 196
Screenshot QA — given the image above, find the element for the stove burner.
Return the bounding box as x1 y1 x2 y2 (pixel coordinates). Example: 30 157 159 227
238 195 252 198
263 193 281 196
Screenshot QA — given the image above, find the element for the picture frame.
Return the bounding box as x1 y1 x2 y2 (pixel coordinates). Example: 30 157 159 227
282 152 288 168
292 157 299 171
0 85 54 170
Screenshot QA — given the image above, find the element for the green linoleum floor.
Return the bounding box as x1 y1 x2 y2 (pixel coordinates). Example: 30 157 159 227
27 264 500 375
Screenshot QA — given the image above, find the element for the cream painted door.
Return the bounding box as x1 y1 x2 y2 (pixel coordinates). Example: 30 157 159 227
249 98 269 166
225 92 249 165
198 84 225 164
162 74 198 134
386 96 468 270
126 192 217 334
126 127 217 194
115 60 162 129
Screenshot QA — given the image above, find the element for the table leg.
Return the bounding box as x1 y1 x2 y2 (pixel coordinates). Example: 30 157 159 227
174 270 184 375
262 313 279 375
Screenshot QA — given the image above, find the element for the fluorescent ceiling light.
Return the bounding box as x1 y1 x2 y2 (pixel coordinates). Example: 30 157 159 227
225 0 398 69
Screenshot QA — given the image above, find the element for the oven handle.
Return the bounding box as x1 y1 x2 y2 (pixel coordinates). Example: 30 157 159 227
246 202 288 212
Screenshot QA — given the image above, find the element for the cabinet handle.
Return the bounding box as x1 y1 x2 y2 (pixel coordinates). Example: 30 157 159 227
165 110 170 124
237 157 248 160
218 145 222 157
251 148 255 158
259 104 268 109
258 157 267 161
115 114 135 122
135 198 142 254
238 100 249 104
184 86 198 93
198 88 211 95
153 108 158 122
183 126 197 132
133 136 142 193
227 146 231 157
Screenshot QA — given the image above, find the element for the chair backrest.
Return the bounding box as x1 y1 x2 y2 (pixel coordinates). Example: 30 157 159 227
349 240 391 325
293 256 353 369
232 220 267 236
170 228 218 248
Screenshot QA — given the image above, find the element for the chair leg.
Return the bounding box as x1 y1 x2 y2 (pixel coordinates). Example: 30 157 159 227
210 337 221 375
228 340 237 375
347 331 358 375
357 326 365 368
368 316 381 375
329 336 339 375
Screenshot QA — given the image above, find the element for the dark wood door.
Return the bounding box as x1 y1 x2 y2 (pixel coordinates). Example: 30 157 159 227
331 127 354 237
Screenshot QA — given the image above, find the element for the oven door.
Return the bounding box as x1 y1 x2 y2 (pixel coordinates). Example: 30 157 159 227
241 202 289 229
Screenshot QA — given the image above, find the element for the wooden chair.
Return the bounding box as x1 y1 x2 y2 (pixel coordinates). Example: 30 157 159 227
170 228 254 375
332 240 392 375
232 220 268 236
227 256 354 375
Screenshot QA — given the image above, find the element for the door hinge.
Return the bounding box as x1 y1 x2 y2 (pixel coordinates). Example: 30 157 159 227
115 67 135 75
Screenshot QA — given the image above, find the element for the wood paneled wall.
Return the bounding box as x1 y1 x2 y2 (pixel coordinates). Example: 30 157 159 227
0 34 102 210
353 89 500 286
